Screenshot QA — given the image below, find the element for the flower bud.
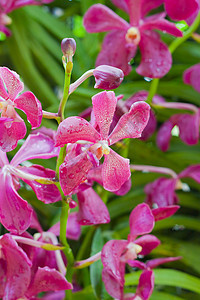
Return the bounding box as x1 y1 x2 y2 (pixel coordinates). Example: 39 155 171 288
93 65 124 90
61 38 76 61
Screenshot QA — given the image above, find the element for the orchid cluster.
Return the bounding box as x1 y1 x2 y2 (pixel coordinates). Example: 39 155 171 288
0 0 200 299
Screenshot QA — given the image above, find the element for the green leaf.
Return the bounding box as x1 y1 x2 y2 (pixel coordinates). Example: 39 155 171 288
90 228 104 299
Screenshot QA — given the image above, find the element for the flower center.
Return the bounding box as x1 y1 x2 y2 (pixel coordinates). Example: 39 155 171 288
125 27 141 45
120 242 142 262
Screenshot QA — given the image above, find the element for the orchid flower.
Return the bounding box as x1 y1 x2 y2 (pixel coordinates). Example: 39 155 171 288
0 67 43 151
0 133 60 234
164 0 199 21
83 1 182 77
101 203 179 299
0 234 72 300
145 164 200 207
55 91 150 193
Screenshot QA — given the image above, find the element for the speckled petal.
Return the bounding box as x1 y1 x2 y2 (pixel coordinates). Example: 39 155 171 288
0 67 24 100
165 0 199 20
102 149 130 192
109 101 150 145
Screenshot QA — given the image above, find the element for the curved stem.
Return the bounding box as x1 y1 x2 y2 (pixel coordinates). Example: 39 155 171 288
130 164 177 178
146 12 200 104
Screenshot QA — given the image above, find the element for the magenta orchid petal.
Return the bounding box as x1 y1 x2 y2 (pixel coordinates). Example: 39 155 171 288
30 210 43 233
0 234 32 300
50 212 81 240
77 188 110 225
83 4 129 33
136 269 154 300
141 109 157 140
145 178 178 207
0 149 9 167
93 65 124 90
0 67 24 100
0 76 9 99
129 203 155 239
141 0 164 17
111 0 129 13
156 120 174 152
179 165 200 183
127 260 146 270
11 133 58 167
109 101 150 145
134 234 161 256
137 31 172 78
59 152 93 195
0 172 32 234
152 205 180 221
183 64 200 93
55 116 100 147
20 165 61 204
113 178 132 196
165 0 199 21
0 116 26 152
140 18 182 37
26 267 72 297
92 91 117 139
14 91 42 129
146 256 182 269
0 259 6 297
125 0 142 26
101 239 128 299
172 113 200 145
96 30 137 76
102 149 130 191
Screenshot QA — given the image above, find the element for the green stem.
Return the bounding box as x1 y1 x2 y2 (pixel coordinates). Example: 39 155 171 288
146 12 200 104
58 61 73 122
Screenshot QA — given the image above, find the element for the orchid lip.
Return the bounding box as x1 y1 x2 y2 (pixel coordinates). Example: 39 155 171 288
125 27 141 45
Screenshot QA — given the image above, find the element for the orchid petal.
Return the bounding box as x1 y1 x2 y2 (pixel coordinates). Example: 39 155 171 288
0 67 24 100
102 149 130 191
146 256 182 269
165 0 199 21
129 203 154 239
11 133 58 167
140 18 182 37
0 259 6 297
145 178 178 207
26 267 72 297
0 76 9 99
0 116 26 152
59 152 93 195
77 188 110 225
96 30 137 76
125 0 142 26
20 165 61 204
179 165 200 183
172 113 200 145
0 172 32 234
83 4 129 32
92 91 117 139
134 234 160 255
152 205 179 221
137 31 172 78
0 234 31 300
113 178 132 196
55 117 100 147
0 149 9 167
102 239 128 299
183 64 200 93
49 212 81 240
111 0 129 13
30 210 43 233
109 101 150 145
136 270 154 300
127 260 146 270
14 91 42 129
141 0 164 17
156 120 174 152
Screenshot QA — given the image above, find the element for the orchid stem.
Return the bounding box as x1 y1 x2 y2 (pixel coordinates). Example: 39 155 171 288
146 12 200 104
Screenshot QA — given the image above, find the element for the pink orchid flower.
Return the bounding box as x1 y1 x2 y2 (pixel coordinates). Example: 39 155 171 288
83 1 182 77
0 133 60 234
101 203 179 299
0 0 54 36
55 91 150 193
145 164 200 207
0 67 43 151
0 234 72 300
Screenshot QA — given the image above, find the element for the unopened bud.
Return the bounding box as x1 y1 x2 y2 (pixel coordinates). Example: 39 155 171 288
93 65 124 90
61 38 76 62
